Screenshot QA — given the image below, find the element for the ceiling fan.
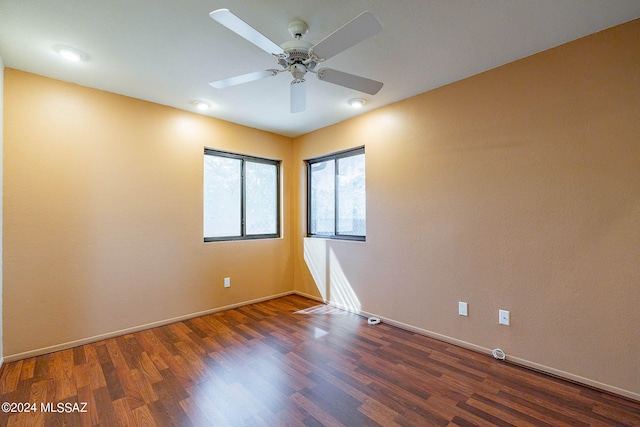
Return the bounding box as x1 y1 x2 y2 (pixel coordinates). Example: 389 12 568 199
208 9 384 113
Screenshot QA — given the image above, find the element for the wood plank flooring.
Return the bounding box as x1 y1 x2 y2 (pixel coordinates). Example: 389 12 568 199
0 295 638 426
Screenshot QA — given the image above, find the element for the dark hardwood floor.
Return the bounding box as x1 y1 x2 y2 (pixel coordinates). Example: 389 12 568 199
0 294 638 426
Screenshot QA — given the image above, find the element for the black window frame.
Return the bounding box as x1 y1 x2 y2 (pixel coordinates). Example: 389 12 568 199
204 148 281 242
306 146 366 242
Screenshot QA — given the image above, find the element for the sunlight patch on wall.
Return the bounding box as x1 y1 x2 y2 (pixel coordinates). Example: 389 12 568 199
303 238 361 313
328 248 361 313
303 238 328 301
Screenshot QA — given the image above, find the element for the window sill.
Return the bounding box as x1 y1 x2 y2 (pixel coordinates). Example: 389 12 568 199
306 235 366 242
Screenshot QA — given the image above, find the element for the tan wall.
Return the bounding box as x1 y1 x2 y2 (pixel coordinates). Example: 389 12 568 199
3 70 294 358
293 20 640 398
0 55 4 366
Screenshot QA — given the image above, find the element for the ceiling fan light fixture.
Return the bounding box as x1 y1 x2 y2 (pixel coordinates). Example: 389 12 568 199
348 98 366 108
55 46 85 62
192 100 211 111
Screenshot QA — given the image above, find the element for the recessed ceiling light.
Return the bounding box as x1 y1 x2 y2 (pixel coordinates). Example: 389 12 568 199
348 98 366 108
55 46 85 62
192 100 211 111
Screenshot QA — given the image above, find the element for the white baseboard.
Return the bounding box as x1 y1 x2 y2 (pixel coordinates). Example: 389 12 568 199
293 290 324 303
4 291 294 363
292 291 640 402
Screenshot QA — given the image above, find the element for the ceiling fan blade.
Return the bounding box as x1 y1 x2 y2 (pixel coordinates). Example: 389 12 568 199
209 70 277 89
210 9 285 55
317 68 383 95
311 11 383 61
290 80 306 113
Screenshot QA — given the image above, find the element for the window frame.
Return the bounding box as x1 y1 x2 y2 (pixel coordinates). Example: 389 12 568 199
306 146 366 242
204 148 281 242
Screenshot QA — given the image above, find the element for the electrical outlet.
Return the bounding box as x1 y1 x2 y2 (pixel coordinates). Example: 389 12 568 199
458 302 468 316
499 309 510 325
224 277 231 288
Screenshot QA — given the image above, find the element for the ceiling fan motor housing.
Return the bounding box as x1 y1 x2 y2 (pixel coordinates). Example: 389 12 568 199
278 39 317 77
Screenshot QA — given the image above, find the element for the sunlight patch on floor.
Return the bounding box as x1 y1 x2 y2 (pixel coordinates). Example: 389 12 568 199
314 327 329 339
294 305 351 315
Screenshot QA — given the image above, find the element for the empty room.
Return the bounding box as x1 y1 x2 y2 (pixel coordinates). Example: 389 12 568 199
0 1 639 426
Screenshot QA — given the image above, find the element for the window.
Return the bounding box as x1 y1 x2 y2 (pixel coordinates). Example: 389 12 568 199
204 149 280 242
307 147 365 241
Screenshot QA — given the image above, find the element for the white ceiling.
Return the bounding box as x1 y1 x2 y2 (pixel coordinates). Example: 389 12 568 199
1 1 639 137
